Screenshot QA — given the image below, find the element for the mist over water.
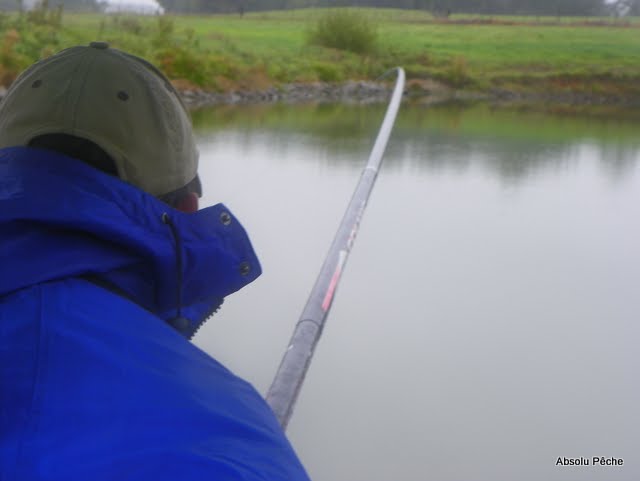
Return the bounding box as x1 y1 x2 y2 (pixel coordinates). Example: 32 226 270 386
191 103 640 481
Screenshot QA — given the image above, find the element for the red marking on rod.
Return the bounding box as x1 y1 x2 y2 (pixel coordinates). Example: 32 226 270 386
322 251 347 311
321 266 341 312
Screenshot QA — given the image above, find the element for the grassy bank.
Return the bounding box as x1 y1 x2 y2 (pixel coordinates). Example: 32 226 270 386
1 7 639 101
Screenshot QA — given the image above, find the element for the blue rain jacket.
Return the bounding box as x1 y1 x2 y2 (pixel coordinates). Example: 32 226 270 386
0 147 310 481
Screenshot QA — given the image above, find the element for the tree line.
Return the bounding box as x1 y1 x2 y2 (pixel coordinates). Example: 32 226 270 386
1 0 638 16
157 0 638 16
0 0 97 11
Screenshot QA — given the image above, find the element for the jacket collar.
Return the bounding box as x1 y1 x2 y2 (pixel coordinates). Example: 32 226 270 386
0 146 261 338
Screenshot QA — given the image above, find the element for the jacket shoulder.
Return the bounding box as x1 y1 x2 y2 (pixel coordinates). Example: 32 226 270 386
1 279 310 481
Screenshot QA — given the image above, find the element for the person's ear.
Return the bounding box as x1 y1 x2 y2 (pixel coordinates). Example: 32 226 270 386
175 192 199 213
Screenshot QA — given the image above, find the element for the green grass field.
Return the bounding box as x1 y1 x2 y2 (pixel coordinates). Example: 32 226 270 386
2 7 639 98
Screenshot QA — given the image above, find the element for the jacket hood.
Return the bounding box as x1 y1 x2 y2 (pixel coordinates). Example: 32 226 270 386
0 146 261 338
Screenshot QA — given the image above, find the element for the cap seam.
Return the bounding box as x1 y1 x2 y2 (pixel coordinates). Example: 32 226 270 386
70 49 99 133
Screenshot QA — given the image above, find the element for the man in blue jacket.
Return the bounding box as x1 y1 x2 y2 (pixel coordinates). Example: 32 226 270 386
0 42 310 480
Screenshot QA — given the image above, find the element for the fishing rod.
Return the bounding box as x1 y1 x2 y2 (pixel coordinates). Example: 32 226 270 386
266 67 406 429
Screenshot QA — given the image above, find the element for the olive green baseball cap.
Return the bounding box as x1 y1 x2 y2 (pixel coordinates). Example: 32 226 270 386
0 42 199 197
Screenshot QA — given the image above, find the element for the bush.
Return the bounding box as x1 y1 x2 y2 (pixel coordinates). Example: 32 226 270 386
307 10 377 55
26 0 62 27
0 1 65 87
0 29 26 85
152 16 174 47
155 47 210 86
118 17 144 36
313 61 342 82
443 56 471 87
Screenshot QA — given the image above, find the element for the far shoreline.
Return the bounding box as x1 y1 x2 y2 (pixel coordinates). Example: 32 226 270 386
1 77 636 113
178 78 640 111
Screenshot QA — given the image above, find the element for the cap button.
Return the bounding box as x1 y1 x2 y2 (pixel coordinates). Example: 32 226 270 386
89 41 109 50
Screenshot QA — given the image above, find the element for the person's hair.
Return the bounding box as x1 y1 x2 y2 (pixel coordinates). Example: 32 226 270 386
28 133 199 207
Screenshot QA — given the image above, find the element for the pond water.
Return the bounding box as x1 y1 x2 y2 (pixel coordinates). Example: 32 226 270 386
191 102 640 481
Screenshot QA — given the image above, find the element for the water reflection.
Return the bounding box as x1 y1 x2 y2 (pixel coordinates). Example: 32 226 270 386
192 102 640 183
597 142 640 181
